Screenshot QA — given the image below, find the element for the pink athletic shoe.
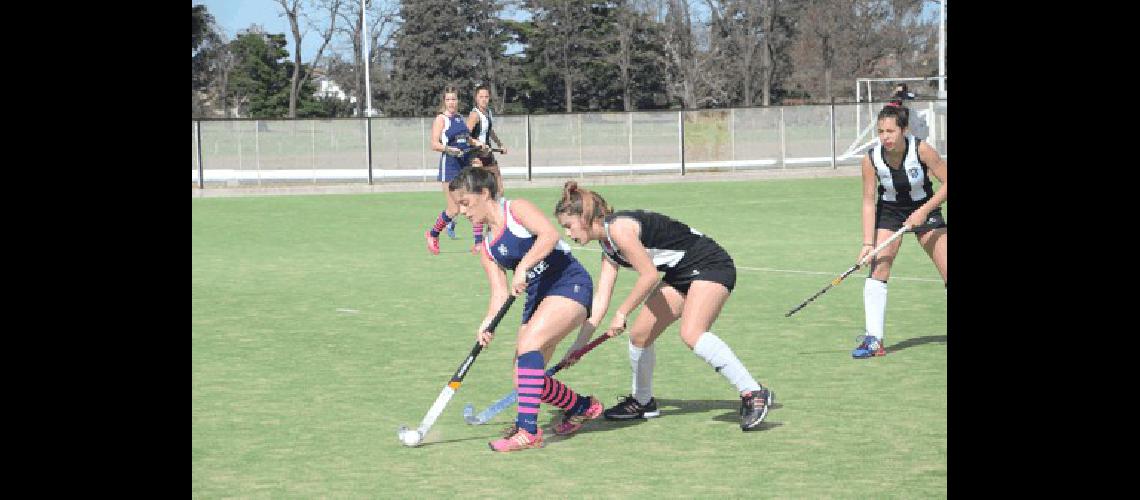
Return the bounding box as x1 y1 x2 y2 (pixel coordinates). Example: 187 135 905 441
425 230 440 255
488 425 544 452
553 396 603 435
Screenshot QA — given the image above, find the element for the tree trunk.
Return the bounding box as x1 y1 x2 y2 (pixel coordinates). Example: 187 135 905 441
760 0 776 107
290 41 301 117
354 19 364 118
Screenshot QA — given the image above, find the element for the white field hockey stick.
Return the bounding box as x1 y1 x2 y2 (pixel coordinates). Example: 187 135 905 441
396 295 516 447
784 225 917 317
462 331 614 425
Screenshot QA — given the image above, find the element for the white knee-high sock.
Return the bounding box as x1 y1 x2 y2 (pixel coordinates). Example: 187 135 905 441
629 341 655 405
864 278 888 340
692 332 761 394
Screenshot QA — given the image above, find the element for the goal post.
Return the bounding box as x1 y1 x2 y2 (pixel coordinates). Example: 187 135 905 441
843 76 946 159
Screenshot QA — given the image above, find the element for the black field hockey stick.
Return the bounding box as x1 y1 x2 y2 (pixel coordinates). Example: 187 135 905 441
462 331 614 425
784 224 931 318
397 294 516 447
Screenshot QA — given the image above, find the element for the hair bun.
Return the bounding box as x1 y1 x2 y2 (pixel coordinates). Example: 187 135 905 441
563 180 578 193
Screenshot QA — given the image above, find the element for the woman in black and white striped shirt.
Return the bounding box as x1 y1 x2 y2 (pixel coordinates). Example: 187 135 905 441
852 104 947 359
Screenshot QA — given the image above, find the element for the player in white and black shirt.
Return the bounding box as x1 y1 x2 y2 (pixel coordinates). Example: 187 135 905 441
458 84 509 255
852 104 948 359
554 181 773 431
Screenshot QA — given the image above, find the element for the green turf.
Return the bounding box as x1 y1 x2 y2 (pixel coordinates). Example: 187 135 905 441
192 176 946 497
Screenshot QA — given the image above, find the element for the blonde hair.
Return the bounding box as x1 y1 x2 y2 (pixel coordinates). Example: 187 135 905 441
437 85 461 115
554 180 613 223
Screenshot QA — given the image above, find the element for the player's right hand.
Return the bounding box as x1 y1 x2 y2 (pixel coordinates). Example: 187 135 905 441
477 327 494 347
856 245 873 265
605 313 627 337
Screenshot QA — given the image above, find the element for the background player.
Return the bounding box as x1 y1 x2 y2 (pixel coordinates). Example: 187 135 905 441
424 85 486 255
851 104 947 358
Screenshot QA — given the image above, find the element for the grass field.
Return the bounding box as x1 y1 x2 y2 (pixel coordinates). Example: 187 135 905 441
192 176 947 497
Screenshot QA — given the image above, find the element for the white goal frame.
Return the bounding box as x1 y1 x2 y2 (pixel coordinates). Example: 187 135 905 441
842 76 946 160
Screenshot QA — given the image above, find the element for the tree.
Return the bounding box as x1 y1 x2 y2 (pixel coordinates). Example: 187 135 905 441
193 5 217 51
335 0 398 116
707 0 792 107
275 0 341 118
787 0 898 102
525 0 600 113
224 27 320 118
603 1 664 111
193 5 232 117
387 0 483 116
659 0 719 108
467 1 514 104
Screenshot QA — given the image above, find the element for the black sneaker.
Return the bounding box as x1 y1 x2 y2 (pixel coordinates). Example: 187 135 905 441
740 388 773 431
602 395 660 420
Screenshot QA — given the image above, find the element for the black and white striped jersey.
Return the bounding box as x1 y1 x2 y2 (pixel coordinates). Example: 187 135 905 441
470 107 493 146
869 135 935 205
600 210 723 272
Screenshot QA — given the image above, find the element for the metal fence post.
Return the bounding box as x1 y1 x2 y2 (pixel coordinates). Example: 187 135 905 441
421 117 427 183
928 101 938 151
679 110 686 176
829 97 837 169
366 117 374 185
730 108 736 171
311 120 317 184
195 120 204 189
779 108 786 169
255 120 262 186
628 112 634 175
526 114 532 181
578 113 583 178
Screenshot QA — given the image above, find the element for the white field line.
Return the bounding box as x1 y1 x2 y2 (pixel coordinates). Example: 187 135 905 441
662 195 851 210
569 245 943 283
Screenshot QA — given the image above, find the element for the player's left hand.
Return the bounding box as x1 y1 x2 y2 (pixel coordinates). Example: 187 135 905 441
510 272 527 297
605 312 627 337
476 325 495 347
904 211 928 230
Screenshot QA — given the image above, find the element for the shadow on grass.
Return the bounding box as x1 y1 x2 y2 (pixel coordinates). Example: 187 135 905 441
886 335 946 353
545 397 785 443
797 334 947 355
414 434 500 448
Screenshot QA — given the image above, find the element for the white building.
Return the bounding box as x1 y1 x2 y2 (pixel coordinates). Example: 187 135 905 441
313 76 356 104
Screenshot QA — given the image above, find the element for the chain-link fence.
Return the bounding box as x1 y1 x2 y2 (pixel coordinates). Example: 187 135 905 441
193 100 947 188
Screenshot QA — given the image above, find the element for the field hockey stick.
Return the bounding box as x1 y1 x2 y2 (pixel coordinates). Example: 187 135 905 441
473 145 505 154
784 225 915 318
397 294 516 447
462 331 614 425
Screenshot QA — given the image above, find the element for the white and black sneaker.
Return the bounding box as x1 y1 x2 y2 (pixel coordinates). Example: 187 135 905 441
740 388 773 431
603 395 660 420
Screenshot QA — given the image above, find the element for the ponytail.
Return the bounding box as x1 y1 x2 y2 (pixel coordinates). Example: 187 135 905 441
554 180 612 222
